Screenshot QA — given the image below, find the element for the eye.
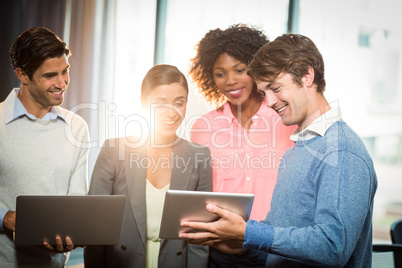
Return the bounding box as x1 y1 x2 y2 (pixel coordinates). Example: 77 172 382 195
235 68 246 74
174 101 185 107
272 87 280 93
152 102 166 108
43 73 56 79
214 72 224 78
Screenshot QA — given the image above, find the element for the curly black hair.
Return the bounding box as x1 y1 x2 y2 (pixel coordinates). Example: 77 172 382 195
190 24 269 107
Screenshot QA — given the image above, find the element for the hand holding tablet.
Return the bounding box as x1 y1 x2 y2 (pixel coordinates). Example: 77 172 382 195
159 190 254 239
179 203 249 255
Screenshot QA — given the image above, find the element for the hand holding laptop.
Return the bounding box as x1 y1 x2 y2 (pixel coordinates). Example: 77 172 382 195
15 195 126 247
42 235 79 253
6 209 78 253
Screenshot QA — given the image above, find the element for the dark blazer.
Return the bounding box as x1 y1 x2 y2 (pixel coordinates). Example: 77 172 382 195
84 137 212 268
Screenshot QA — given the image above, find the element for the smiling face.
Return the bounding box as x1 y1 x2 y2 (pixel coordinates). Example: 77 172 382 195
212 53 255 107
257 72 310 128
16 55 70 118
145 83 188 141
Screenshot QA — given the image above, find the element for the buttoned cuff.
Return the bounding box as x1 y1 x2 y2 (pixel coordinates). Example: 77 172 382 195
243 220 274 252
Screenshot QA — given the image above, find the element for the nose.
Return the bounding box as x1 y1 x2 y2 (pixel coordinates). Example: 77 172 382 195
166 106 176 118
226 71 237 85
55 73 69 89
164 105 184 120
265 90 278 108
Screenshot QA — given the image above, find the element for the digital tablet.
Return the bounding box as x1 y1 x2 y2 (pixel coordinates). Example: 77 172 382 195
15 195 126 246
159 190 254 239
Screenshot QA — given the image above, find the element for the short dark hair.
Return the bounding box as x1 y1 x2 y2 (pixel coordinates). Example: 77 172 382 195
9 27 71 80
248 34 326 93
190 24 269 107
141 64 188 101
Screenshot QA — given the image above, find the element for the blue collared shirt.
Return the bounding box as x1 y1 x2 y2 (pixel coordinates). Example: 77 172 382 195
4 88 66 124
290 104 342 142
0 88 66 230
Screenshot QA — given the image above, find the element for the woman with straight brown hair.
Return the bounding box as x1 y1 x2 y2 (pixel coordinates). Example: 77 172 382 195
85 64 212 268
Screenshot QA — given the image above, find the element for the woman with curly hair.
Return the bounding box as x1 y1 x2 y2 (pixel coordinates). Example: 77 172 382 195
189 24 296 267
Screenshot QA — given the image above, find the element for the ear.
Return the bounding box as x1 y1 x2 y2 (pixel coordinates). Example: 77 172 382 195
302 66 315 88
14 68 30 85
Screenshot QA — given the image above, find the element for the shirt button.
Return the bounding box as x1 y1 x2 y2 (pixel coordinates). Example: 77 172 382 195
246 177 250 181
121 245 127 251
177 251 182 255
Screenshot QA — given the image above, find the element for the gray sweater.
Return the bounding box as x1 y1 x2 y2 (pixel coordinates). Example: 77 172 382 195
0 94 90 267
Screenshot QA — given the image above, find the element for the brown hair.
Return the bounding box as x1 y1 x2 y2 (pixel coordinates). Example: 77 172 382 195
141 64 188 101
9 27 70 80
248 34 326 93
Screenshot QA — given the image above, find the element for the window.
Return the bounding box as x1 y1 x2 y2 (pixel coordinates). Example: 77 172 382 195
162 0 289 138
298 0 402 242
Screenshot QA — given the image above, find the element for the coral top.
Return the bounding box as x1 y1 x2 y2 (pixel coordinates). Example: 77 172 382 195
191 101 296 220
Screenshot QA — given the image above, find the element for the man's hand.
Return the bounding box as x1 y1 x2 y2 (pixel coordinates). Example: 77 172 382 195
43 236 76 253
179 203 247 242
3 210 16 232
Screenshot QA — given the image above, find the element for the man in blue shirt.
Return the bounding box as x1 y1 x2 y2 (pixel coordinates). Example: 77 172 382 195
180 34 377 267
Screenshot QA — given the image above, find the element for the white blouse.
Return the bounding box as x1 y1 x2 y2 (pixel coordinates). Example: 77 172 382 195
145 179 170 268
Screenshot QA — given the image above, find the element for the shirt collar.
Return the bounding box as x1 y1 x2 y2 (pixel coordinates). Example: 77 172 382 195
290 104 342 142
4 88 66 124
221 100 267 123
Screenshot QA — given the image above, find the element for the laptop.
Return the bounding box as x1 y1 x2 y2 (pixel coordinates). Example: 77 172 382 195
15 195 126 246
159 190 254 239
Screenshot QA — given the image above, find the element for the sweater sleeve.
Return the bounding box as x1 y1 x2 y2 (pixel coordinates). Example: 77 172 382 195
66 115 90 195
88 140 117 195
243 220 274 251
0 208 8 231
